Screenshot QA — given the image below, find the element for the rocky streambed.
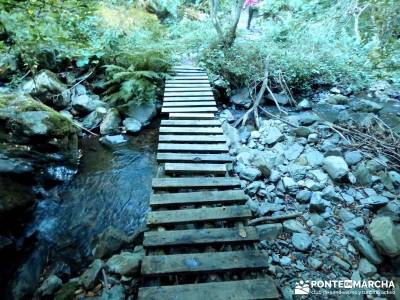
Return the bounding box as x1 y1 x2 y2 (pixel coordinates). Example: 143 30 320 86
219 82 400 298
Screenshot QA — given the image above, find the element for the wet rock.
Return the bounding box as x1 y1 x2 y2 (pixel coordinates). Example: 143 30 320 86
344 151 363 166
353 163 372 186
358 258 377 276
304 149 324 167
297 99 312 110
261 126 283 145
82 107 107 130
230 88 252 108
352 99 383 113
328 94 349 104
369 216 400 257
323 156 349 181
309 192 328 213
123 118 142 133
237 164 261 181
265 93 290 106
72 94 106 115
100 109 121 135
352 233 383 265
122 101 157 126
80 259 104 289
292 232 312 251
220 109 235 122
106 251 142 276
37 275 62 297
297 112 319 126
22 70 69 109
93 284 125 300
284 143 304 161
332 256 351 270
296 190 312 203
283 220 307 233
256 223 282 241
282 177 298 194
360 195 389 209
92 227 133 259
99 135 127 146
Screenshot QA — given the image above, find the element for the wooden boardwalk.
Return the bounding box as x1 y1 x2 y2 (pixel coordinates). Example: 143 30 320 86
138 66 279 299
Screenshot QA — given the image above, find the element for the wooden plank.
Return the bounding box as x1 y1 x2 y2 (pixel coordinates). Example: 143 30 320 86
159 127 223 134
147 206 252 226
138 278 279 300
141 250 267 275
172 66 202 70
161 120 221 126
165 87 212 92
150 190 246 207
158 143 228 153
169 113 215 120
164 96 214 102
157 153 232 163
173 73 207 77
165 80 209 84
164 91 213 97
162 107 217 113
143 227 258 247
152 177 241 189
164 163 227 175
159 135 226 143
169 77 209 81
163 101 216 107
165 83 210 88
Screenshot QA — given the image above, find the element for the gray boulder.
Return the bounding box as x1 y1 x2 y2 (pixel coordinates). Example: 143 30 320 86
82 107 107 130
352 233 383 265
100 109 121 135
123 118 142 133
283 220 307 233
284 143 304 161
309 192 328 213
353 163 373 186
327 94 349 104
282 177 299 194
296 190 312 203
297 99 312 110
230 88 252 108
292 233 312 251
305 149 324 167
358 258 377 276
360 195 389 209
260 126 283 145
352 99 383 113
37 275 62 297
80 259 104 290
297 112 320 125
106 251 142 276
99 135 127 146
369 216 400 257
92 227 133 259
220 109 235 123
237 164 261 181
72 94 106 115
344 151 363 165
323 156 349 181
265 93 290 106
93 284 125 300
122 101 157 126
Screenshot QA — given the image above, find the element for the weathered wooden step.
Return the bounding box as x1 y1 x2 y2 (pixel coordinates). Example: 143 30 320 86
162 107 217 113
159 135 226 143
165 80 209 84
161 119 221 127
172 73 208 77
170 76 209 80
147 206 251 226
138 278 279 300
165 83 210 88
157 153 232 163
143 227 258 247
169 113 215 120
172 66 202 70
164 91 213 97
164 96 214 102
152 177 241 189
163 101 216 107
141 250 267 275
164 163 227 175
165 87 212 92
158 143 228 153
150 190 246 207
159 127 223 134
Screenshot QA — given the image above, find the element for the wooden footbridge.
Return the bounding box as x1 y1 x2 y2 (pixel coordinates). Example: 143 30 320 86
137 66 279 299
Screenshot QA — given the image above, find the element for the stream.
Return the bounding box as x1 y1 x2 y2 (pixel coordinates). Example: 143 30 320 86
4 120 159 297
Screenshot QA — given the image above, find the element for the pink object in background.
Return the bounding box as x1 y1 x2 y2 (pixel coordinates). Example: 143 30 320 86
244 0 259 7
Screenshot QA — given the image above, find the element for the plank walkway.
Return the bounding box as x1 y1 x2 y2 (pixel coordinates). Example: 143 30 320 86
138 65 279 299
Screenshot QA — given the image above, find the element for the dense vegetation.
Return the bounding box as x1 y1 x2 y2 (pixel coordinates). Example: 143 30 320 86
1 0 399 99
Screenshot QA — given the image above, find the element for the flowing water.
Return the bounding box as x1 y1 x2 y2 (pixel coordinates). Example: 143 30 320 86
3 121 159 297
